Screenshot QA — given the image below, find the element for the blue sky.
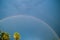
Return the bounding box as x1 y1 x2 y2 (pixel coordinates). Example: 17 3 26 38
0 0 60 37
1 15 59 40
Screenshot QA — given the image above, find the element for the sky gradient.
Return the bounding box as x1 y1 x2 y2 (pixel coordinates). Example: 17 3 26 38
0 0 60 37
